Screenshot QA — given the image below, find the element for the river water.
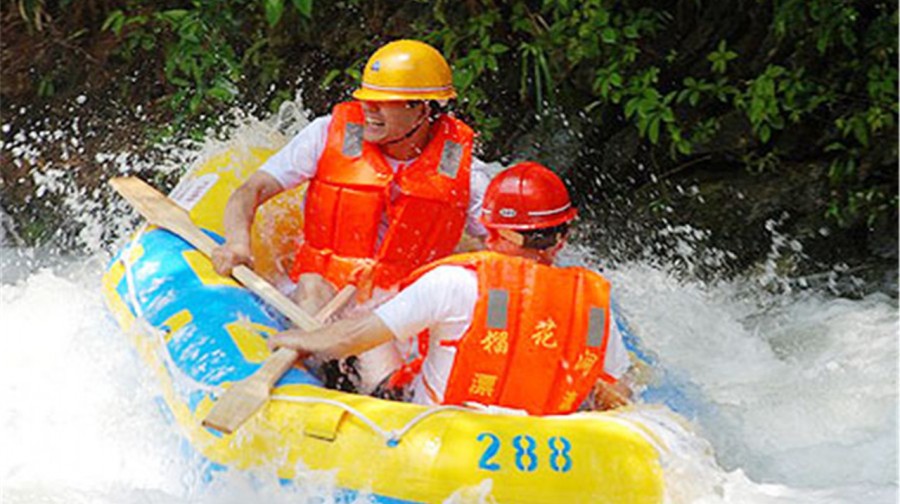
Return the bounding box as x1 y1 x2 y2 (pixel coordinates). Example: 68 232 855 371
1 100 897 503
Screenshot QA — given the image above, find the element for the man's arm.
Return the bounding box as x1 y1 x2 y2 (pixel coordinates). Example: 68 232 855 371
268 313 396 360
590 302 635 410
270 265 477 361
211 171 283 276
590 379 633 410
212 115 331 276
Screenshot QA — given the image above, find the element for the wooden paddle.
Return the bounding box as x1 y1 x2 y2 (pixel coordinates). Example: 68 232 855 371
109 176 355 433
201 286 355 434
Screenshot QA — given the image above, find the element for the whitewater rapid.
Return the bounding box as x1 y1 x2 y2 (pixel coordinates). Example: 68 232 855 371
1 100 897 503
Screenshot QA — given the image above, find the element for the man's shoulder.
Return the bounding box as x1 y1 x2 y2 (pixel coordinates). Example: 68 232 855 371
304 114 333 134
464 159 491 200
279 114 333 153
415 263 477 287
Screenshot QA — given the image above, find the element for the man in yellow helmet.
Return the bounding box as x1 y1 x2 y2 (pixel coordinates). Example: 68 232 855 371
211 40 490 392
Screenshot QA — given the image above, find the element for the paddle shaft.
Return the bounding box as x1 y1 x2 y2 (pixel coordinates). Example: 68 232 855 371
110 176 320 331
254 284 357 391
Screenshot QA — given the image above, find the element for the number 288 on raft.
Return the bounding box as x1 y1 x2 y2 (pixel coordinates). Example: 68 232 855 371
476 432 573 473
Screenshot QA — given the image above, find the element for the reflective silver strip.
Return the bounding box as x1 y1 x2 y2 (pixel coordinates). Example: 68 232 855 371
528 203 571 217
342 123 363 157
361 82 453 93
587 307 606 347
438 140 463 178
486 289 509 330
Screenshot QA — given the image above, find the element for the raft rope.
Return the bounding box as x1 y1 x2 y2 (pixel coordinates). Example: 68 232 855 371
120 225 222 396
270 393 469 445
120 224 148 320
268 393 670 454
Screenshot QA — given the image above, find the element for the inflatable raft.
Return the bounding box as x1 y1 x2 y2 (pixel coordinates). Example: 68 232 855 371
101 147 671 503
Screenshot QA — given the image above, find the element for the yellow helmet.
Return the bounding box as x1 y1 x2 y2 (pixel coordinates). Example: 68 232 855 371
352 40 457 101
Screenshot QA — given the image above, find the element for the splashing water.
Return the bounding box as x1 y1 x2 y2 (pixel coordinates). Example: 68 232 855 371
1 97 897 503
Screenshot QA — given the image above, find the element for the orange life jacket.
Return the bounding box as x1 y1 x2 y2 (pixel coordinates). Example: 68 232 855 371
289 101 473 295
402 251 615 415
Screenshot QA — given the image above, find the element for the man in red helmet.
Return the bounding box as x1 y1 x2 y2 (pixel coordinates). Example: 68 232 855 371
269 162 633 413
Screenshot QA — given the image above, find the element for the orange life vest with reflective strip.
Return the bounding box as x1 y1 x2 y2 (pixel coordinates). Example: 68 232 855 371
402 251 615 415
289 102 473 295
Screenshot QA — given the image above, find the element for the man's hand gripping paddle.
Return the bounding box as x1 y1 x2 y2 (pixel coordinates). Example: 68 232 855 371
109 177 355 434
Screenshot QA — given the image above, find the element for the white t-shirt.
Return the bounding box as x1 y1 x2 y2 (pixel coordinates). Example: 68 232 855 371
374 265 632 407
260 115 490 237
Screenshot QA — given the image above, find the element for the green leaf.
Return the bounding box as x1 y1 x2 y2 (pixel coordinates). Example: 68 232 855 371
816 34 829 54
601 28 617 44
689 91 700 106
769 115 785 130
661 107 675 123
189 93 203 114
648 117 661 143
455 67 475 91
169 76 191 87
265 0 285 27
824 142 845 153
292 0 312 18
852 119 869 146
487 54 499 72
624 97 640 119
207 85 234 101
595 9 609 26
637 115 649 136
759 124 771 143
160 9 188 22
623 24 639 39
101 10 124 33
321 69 341 88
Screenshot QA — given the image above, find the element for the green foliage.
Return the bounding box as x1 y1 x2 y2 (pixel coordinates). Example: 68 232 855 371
103 6 236 117
707 40 737 74
100 0 314 133
14 0 895 231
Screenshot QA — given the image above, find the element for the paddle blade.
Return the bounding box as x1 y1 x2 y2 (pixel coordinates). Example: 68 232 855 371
203 347 301 434
110 176 218 256
202 378 271 434
110 177 186 228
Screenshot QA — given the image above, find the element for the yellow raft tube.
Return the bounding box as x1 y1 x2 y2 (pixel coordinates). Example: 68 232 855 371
101 147 667 503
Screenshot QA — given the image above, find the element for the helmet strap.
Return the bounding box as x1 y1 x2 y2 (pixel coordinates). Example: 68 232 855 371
382 103 430 146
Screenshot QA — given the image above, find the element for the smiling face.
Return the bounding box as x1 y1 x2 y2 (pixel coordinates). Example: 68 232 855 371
359 100 427 144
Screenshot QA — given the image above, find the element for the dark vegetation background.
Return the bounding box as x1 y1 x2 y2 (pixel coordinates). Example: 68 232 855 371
1 0 897 295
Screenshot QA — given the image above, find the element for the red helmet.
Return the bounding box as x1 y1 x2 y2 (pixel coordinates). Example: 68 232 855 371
481 162 578 230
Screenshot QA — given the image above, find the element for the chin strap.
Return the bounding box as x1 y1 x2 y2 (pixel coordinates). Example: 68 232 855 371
381 104 430 146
